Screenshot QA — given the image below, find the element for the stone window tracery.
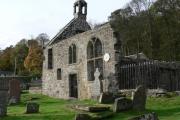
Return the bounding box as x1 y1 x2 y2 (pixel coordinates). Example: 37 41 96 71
87 38 103 81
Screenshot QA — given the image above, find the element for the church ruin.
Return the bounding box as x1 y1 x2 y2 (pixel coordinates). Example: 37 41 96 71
42 0 121 99
42 0 180 100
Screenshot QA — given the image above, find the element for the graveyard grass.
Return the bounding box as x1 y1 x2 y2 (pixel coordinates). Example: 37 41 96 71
1 92 180 120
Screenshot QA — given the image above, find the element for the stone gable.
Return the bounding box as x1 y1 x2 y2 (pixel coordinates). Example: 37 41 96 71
42 0 121 100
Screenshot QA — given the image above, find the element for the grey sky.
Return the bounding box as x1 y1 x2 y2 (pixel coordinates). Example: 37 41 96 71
0 0 131 50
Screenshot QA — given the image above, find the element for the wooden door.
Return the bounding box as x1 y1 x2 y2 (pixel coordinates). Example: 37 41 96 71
69 74 78 98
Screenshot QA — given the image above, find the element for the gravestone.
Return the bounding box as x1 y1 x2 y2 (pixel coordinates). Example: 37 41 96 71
132 85 147 111
129 112 159 120
91 68 101 98
99 92 126 104
26 102 39 114
0 91 8 117
75 113 91 120
99 92 114 104
9 79 21 104
113 97 132 113
107 73 119 94
102 79 110 92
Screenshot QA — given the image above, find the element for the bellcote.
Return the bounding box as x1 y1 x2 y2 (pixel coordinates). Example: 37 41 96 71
74 0 87 19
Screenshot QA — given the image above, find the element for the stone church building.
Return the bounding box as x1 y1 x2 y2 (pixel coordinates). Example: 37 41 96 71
42 0 121 99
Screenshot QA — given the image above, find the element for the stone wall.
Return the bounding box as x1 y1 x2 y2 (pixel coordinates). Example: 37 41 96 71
42 23 119 99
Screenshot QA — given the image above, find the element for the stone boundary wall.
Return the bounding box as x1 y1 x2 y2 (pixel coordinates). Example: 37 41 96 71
29 87 42 94
119 89 177 97
0 77 32 90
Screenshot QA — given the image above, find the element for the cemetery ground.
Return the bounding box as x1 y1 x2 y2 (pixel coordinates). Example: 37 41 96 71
1 92 180 120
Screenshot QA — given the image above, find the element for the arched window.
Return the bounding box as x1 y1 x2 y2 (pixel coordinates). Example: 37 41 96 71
69 46 73 64
69 44 77 64
87 41 94 59
72 44 76 63
95 39 102 57
87 38 103 81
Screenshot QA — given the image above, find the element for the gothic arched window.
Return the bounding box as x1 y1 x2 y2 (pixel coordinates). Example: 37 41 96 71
72 44 76 63
95 39 102 57
87 41 94 59
69 44 77 64
87 38 103 81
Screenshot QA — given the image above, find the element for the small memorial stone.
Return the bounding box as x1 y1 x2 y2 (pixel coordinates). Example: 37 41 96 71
75 113 91 120
26 102 39 114
99 92 114 104
113 97 132 113
129 112 159 120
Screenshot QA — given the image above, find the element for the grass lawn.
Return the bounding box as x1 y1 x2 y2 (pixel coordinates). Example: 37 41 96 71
1 92 180 120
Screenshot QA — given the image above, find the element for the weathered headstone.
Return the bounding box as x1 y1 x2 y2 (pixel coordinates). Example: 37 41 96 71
102 79 110 92
99 92 126 104
91 68 101 98
113 97 132 113
132 85 147 111
75 113 91 120
107 73 119 94
26 102 39 114
129 112 159 120
0 91 8 117
99 92 114 104
9 79 21 104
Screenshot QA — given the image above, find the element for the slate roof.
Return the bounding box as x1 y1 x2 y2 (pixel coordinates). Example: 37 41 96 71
48 17 91 46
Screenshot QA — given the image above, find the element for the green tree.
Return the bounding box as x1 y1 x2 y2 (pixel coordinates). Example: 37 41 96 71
109 0 180 61
11 43 29 76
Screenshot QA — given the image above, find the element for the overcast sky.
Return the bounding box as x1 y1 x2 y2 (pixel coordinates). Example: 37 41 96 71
0 0 131 50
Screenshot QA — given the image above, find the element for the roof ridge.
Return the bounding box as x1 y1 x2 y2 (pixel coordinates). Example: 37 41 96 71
47 18 76 46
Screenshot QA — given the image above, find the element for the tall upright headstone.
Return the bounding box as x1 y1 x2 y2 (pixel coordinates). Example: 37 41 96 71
0 91 8 117
132 85 147 111
9 79 21 104
107 73 119 94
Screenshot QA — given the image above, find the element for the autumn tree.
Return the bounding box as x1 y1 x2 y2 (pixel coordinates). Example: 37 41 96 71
24 40 43 77
0 46 14 71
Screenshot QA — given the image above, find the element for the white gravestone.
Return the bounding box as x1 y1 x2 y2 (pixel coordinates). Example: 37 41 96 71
91 68 101 98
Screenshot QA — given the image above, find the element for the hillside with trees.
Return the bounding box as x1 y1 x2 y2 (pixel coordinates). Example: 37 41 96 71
110 0 180 61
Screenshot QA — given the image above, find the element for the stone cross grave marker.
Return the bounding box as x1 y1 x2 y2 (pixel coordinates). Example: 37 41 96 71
91 68 101 98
